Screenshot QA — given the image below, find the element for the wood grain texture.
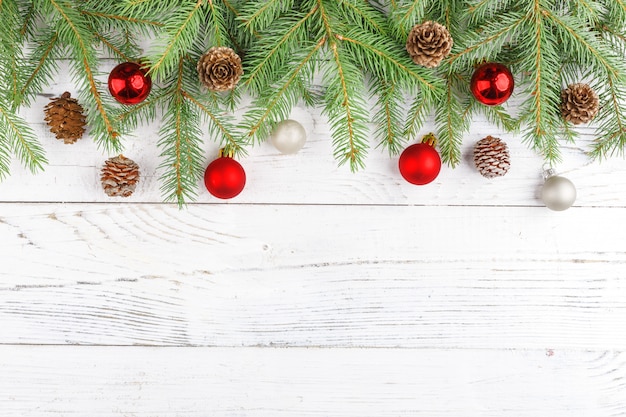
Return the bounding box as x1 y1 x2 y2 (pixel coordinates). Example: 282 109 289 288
2 346 625 417
2 59 626 416
1 203 625 348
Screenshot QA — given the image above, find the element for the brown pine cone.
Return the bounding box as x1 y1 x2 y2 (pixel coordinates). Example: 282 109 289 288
43 92 86 144
197 46 243 91
406 21 453 68
473 136 510 178
560 83 599 125
101 155 140 197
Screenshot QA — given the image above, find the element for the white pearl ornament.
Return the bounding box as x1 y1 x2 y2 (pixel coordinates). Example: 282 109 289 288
541 169 577 211
269 119 307 154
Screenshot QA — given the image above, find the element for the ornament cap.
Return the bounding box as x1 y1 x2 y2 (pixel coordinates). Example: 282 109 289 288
542 167 556 180
218 148 235 158
421 133 438 147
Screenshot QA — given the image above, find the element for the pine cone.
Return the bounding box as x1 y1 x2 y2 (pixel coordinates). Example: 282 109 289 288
406 21 453 68
43 92 86 144
101 155 140 197
560 83 599 125
197 46 243 91
473 136 510 178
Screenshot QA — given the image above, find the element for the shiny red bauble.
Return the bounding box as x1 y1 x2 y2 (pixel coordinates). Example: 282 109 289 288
108 62 152 105
470 62 514 106
399 142 441 185
204 156 246 199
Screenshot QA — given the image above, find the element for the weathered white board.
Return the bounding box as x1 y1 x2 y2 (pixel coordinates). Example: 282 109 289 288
1 61 626 416
1 203 625 350
1 346 625 417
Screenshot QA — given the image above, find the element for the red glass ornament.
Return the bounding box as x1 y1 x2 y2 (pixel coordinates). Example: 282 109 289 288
204 155 246 199
399 134 442 185
108 62 152 105
470 62 514 106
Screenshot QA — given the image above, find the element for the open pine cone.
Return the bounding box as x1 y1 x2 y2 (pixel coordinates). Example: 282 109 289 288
473 136 510 178
101 155 140 197
406 21 453 68
43 92 86 144
560 83 599 125
197 46 243 91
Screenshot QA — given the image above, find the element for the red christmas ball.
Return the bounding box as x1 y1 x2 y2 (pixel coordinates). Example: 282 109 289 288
204 156 246 199
108 62 152 105
399 139 441 185
470 62 514 106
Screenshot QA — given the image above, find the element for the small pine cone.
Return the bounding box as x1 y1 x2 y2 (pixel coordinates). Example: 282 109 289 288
473 136 510 178
197 46 243 91
406 21 453 68
560 83 599 125
43 92 86 144
101 155 140 197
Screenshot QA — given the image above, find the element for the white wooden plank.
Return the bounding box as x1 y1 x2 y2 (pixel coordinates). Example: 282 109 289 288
0 62 624 206
1 346 624 417
1 204 625 348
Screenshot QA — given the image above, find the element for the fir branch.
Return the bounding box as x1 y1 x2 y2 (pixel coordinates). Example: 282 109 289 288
221 0 239 17
435 74 467 166
19 31 60 107
317 0 371 169
590 74 626 159
242 7 319 92
545 10 623 79
390 0 427 39
0 0 23 107
567 0 602 23
205 0 229 47
448 12 525 71
182 91 245 156
481 104 517 132
372 80 406 155
339 31 443 95
242 37 324 142
337 0 388 35
158 58 204 207
81 9 163 27
324 38 370 170
45 0 121 151
239 0 295 34
19 0 36 38
94 32 133 62
0 101 47 176
466 0 518 24
118 89 170 131
404 95 430 140
146 0 206 80
519 3 562 163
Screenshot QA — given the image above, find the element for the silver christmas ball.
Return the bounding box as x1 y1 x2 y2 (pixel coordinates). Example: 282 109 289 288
541 174 576 211
269 119 307 154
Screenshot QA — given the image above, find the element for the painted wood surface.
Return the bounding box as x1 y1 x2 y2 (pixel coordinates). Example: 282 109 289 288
2 346 625 417
1 66 626 415
1 203 626 350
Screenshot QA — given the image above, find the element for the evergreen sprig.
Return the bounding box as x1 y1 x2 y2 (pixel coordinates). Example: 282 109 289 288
117 1 245 206
437 0 626 164
0 0 47 177
1 0 626 202
240 0 442 170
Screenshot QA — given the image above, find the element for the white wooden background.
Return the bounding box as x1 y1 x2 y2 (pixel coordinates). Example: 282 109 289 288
1 59 626 417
